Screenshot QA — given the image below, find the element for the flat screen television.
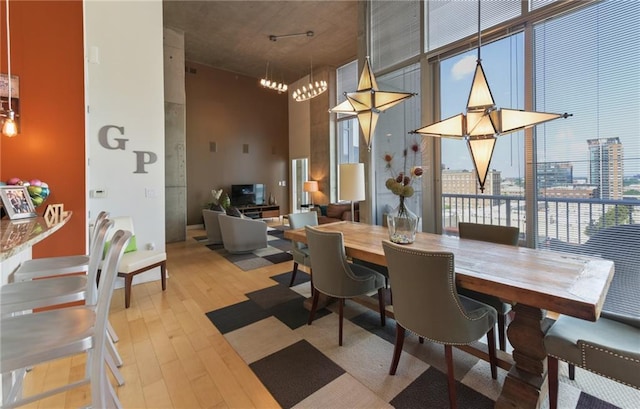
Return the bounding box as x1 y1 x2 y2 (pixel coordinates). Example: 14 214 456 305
231 184 266 206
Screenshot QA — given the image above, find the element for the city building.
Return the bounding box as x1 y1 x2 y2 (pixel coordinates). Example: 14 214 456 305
537 162 573 189
442 169 501 196
588 137 624 200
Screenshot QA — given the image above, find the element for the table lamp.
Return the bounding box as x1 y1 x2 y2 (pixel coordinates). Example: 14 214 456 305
303 180 319 207
339 163 365 222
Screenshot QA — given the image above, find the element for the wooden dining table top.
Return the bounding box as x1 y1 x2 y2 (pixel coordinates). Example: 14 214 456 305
284 221 615 322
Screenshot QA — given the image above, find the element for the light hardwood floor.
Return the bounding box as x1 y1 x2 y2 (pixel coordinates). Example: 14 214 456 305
22 224 292 409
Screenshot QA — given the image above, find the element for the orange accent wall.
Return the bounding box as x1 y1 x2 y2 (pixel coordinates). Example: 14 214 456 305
1 0 86 257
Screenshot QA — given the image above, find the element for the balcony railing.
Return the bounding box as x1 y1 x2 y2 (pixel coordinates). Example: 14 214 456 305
442 193 640 246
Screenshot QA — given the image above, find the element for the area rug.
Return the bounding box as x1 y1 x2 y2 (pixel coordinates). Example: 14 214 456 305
206 271 639 409
203 226 293 271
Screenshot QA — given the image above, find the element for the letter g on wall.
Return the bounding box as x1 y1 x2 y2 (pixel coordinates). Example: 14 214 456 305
98 125 128 150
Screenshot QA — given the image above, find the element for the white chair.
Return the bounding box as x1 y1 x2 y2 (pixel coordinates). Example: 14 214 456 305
0 229 132 409
10 211 109 283
202 208 225 245
105 216 167 308
217 213 268 254
0 217 126 386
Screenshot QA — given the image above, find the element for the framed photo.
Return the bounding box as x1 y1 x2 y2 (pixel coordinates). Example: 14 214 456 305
0 186 37 220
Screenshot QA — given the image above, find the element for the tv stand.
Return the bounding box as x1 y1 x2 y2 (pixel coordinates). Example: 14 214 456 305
238 204 279 219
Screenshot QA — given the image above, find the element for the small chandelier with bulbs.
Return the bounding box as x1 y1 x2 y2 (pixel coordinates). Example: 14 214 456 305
259 62 288 94
292 57 327 102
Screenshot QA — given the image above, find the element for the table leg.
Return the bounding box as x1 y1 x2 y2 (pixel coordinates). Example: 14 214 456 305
495 303 553 409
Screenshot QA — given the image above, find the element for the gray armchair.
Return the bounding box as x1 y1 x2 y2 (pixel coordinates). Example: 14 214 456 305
305 225 386 346
287 212 318 287
202 209 225 245
382 240 498 409
217 214 268 254
457 222 519 351
544 313 640 409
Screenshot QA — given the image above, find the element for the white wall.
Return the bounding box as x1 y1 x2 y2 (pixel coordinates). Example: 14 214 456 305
85 0 166 286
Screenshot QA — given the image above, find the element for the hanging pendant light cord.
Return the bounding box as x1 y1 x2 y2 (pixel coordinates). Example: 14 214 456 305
477 0 482 62
5 0 11 110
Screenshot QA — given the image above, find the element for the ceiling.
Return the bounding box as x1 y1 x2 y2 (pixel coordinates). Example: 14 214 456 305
162 1 359 85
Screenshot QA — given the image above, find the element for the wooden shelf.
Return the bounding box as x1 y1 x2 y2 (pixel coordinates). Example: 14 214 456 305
237 205 279 219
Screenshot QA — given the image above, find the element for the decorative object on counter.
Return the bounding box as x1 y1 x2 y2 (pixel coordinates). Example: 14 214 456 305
384 141 422 244
329 56 416 151
0 185 37 220
3 177 50 207
44 204 69 227
268 192 277 205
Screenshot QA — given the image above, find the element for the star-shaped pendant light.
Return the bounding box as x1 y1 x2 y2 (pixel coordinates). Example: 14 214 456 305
330 57 416 151
412 2 571 192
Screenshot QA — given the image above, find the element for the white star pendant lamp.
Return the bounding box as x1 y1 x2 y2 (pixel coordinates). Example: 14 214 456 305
412 2 570 193
330 57 415 151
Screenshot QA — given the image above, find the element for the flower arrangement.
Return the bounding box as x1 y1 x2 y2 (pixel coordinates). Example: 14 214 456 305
383 140 423 244
210 188 230 210
383 141 423 209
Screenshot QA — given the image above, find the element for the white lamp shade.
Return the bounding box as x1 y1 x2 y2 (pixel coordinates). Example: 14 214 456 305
339 163 365 202
303 180 319 193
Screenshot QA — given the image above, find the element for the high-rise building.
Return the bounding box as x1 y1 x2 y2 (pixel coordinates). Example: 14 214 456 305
537 162 573 189
588 137 623 199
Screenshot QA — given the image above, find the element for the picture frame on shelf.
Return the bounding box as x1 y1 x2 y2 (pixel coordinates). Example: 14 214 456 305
0 186 37 220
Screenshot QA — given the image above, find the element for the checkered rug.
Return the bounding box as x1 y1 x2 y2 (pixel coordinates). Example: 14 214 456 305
201 226 293 271
206 271 639 409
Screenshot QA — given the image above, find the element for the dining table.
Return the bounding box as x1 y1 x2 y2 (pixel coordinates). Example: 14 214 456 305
284 221 615 409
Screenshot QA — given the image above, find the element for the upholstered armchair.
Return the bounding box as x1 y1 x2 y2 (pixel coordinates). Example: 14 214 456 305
217 213 268 254
287 211 318 287
382 240 498 409
305 225 386 346
202 209 225 245
457 222 519 351
544 312 640 409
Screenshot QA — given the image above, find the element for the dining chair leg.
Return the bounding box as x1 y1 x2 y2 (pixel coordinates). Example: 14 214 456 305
419 336 424 344
497 314 507 351
487 327 497 379
107 321 119 343
445 344 458 409
377 288 386 327
568 363 575 380
389 325 406 375
105 349 126 386
289 262 299 287
548 356 559 409
338 298 344 346
307 289 320 325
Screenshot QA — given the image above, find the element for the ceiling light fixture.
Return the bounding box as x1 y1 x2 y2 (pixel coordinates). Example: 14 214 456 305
259 62 288 93
269 31 314 42
292 58 327 102
330 57 416 151
411 1 571 192
1 0 18 137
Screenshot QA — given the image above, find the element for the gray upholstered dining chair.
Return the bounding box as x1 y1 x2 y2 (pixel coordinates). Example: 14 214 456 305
287 211 318 287
458 222 519 351
305 225 386 346
382 240 498 409
544 311 640 409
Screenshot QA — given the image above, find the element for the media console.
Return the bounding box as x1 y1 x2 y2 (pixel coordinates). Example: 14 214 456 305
237 205 279 219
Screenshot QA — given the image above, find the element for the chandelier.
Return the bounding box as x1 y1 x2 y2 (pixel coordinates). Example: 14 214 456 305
329 56 415 151
259 62 287 93
411 1 570 192
292 59 327 102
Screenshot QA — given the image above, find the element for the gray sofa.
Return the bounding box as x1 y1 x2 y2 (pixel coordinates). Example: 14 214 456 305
217 213 268 254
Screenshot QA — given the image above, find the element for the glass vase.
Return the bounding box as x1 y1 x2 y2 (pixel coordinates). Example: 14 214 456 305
387 197 419 244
